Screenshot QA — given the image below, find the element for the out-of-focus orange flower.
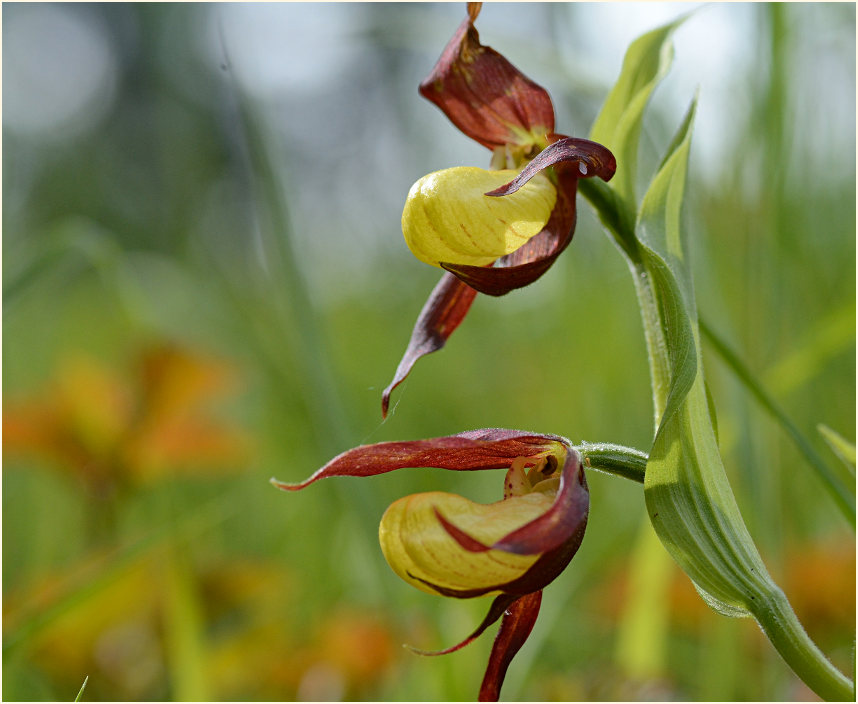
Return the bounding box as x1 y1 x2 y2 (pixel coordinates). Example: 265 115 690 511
290 608 398 701
315 610 396 686
594 534 856 640
783 537 855 643
3 550 166 700
3 344 252 495
3 550 299 702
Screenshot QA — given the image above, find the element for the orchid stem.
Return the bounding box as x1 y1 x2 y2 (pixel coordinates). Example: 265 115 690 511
577 442 647 484
580 165 855 703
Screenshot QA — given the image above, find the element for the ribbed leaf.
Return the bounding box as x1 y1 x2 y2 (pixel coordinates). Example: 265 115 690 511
637 99 853 700
589 16 685 235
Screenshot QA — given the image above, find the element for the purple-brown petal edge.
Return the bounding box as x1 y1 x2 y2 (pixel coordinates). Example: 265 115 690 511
270 429 561 491
485 136 617 197
478 590 543 702
381 272 477 418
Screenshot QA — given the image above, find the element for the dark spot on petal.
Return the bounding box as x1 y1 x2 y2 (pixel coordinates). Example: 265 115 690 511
542 455 558 475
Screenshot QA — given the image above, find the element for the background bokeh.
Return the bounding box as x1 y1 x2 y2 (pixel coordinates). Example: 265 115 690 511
3 2 855 701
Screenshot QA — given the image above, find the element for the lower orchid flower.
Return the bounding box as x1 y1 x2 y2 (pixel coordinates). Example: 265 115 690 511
271 428 589 701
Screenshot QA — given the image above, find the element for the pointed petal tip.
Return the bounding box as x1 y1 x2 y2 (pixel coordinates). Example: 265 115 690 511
405 639 474 657
270 476 309 491
381 273 478 415
407 593 518 660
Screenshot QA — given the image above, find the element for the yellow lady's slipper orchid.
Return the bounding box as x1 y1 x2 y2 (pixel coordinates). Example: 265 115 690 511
402 167 556 268
272 428 589 702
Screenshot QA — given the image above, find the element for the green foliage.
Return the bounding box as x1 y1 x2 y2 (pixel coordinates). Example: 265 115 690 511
3 4 853 702
582 16 854 701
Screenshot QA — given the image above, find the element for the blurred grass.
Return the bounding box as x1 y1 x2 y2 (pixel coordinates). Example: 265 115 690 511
3 2 854 701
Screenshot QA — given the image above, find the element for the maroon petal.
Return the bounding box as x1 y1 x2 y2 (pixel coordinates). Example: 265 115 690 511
381 272 477 418
486 136 617 197
426 449 589 597
408 593 519 656
270 429 564 491
407 502 587 600
403 520 584 600
435 450 588 557
479 590 543 702
419 2 555 150
441 172 578 296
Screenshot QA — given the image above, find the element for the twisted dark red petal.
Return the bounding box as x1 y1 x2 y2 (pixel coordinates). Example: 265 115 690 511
419 3 555 150
442 137 616 296
270 429 561 491
441 172 578 296
479 591 543 702
432 450 589 557
485 136 617 197
381 272 477 418
418 448 589 599
407 592 518 656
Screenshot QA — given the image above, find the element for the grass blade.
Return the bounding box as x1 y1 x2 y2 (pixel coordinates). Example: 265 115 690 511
699 316 855 525
74 675 89 702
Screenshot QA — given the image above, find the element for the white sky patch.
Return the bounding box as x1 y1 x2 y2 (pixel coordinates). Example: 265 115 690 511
3 5 117 141
212 3 364 99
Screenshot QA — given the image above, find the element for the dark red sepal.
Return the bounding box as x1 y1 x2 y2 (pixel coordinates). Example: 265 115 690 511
441 172 578 296
419 3 555 150
407 593 518 656
270 429 563 491
478 590 543 702
381 272 477 417
485 136 617 197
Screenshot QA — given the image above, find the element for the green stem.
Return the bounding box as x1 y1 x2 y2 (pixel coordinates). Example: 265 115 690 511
580 184 855 702
577 442 647 484
631 263 671 425
750 589 855 702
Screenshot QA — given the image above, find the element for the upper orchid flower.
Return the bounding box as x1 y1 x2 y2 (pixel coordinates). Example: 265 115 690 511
382 2 616 416
272 428 589 701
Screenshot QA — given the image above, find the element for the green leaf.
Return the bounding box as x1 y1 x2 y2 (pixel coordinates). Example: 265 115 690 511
589 15 686 240
637 99 853 700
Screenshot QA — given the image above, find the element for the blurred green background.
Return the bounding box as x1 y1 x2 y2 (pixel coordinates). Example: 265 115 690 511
3 2 854 701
